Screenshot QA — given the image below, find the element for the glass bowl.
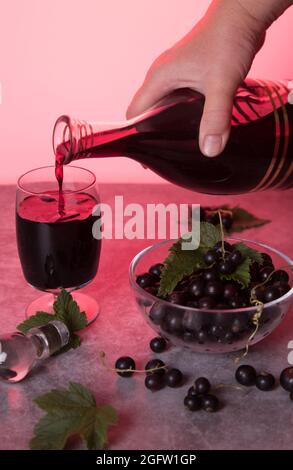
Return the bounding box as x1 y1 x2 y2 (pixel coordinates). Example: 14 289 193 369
129 238 293 353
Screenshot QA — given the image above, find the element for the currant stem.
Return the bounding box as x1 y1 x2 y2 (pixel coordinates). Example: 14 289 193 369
217 210 225 259
98 351 167 374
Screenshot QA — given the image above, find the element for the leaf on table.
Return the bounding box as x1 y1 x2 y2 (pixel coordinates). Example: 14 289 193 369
220 257 252 288
17 290 88 354
17 312 54 334
53 289 87 332
230 207 270 233
188 205 270 233
30 382 118 450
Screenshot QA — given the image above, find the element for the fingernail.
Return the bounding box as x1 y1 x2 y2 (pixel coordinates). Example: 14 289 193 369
203 135 223 157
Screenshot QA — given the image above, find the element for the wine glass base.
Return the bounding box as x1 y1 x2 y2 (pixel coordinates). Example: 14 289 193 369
26 292 99 325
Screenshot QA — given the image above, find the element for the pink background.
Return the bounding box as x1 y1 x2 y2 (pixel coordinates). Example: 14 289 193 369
0 0 292 184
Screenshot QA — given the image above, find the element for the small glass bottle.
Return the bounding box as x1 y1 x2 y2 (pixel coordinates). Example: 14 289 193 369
0 321 70 382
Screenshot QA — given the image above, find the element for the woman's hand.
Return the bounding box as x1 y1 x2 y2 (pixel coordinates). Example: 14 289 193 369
127 0 292 157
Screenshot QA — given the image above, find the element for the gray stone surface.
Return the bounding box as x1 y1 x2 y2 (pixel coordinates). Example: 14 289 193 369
0 183 293 450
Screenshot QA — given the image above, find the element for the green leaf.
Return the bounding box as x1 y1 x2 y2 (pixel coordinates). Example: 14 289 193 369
233 242 263 264
53 290 87 332
158 222 220 296
30 382 118 450
230 207 270 233
17 290 88 355
220 257 252 288
17 312 54 334
199 222 221 248
159 248 205 296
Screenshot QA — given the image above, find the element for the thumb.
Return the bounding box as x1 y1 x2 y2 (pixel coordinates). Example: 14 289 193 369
126 69 173 119
199 84 235 157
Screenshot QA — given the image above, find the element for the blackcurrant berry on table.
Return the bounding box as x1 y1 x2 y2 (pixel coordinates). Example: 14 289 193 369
255 372 275 391
261 253 273 266
145 359 165 377
149 263 164 278
198 296 217 309
115 357 136 377
272 270 289 283
280 367 293 392
217 259 235 275
150 337 167 353
136 272 158 288
223 283 239 299
229 250 242 266
184 395 202 411
263 286 280 303
203 268 219 282
187 386 198 397
194 377 211 395
235 365 257 386
259 266 274 283
165 368 183 388
145 372 165 391
204 281 224 299
204 250 219 266
202 394 220 412
188 279 205 298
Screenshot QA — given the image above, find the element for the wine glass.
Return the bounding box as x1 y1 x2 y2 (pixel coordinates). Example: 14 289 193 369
16 165 101 324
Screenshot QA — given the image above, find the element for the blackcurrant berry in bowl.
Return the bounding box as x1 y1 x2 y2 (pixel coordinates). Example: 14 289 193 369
149 263 164 278
130 239 293 354
204 249 219 266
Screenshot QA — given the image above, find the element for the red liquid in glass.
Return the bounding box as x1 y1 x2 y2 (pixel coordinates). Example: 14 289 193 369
16 192 101 290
